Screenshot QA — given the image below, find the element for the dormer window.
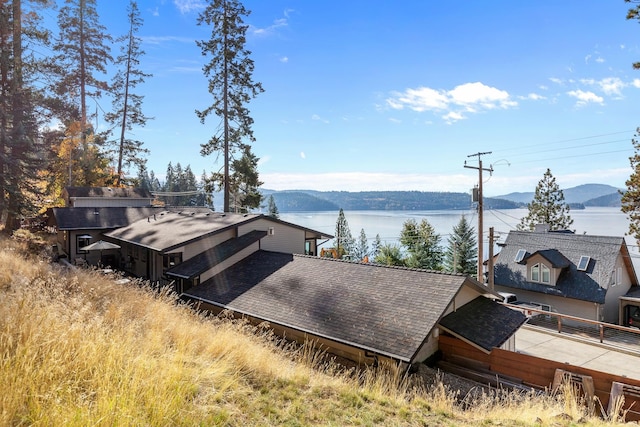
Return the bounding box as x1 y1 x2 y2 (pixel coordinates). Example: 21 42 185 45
531 263 550 284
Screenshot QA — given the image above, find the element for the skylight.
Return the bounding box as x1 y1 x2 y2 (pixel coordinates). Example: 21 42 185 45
577 256 590 271
514 249 527 263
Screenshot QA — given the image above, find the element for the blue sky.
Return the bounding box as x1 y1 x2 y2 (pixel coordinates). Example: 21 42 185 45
87 0 640 196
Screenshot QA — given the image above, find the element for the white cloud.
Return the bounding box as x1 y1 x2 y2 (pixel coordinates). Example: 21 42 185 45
142 35 194 45
442 111 465 123
633 79 640 88
252 10 290 36
387 87 449 111
524 93 546 101
386 81 516 122
279 56 289 63
311 114 329 124
579 77 626 97
595 57 605 63
300 152 306 159
598 77 625 96
448 82 516 109
567 89 604 106
173 0 206 14
549 77 563 85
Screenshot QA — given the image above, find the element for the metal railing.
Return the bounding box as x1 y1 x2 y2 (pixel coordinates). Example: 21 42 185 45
503 302 640 347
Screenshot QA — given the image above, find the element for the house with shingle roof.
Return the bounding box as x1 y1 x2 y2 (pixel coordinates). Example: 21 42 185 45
104 210 333 289
183 252 525 367
63 186 154 207
49 186 527 367
493 229 639 325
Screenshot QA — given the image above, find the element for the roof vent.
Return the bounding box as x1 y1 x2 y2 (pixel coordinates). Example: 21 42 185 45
577 256 590 271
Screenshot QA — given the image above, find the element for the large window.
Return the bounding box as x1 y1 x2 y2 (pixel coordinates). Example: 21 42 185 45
531 263 550 284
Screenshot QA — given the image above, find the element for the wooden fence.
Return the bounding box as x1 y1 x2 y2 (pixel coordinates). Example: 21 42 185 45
438 334 640 421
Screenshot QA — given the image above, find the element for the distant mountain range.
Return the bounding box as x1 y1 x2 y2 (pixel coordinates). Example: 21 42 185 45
261 184 623 213
495 183 623 207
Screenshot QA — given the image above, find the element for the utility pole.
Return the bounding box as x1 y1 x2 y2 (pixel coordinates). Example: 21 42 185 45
488 227 495 290
464 152 493 283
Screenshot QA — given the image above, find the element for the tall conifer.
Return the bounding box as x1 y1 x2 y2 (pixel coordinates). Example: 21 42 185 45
517 168 573 232
196 0 264 212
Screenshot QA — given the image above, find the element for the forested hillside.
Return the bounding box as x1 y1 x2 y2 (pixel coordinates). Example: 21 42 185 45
264 190 519 212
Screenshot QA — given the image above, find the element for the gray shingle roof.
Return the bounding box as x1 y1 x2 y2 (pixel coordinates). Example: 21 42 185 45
494 231 631 303
105 210 262 252
166 230 267 279
184 251 489 362
438 296 527 352
51 207 162 230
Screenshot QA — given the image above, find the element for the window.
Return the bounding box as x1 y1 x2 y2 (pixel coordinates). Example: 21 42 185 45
514 249 527 263
163 253 182 270
531 263 550 284
577 256 590 271
531 263 539 282
77 235 91 254
268 227 275 236
541 264 550 283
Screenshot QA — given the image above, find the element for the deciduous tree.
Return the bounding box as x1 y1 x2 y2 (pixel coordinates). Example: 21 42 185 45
517 168 573 232
196 0 264 212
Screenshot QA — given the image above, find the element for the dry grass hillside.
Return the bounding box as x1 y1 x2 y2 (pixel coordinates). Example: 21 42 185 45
0 232 628 426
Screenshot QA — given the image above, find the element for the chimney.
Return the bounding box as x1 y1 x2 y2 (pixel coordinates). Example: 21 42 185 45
534 223 550 233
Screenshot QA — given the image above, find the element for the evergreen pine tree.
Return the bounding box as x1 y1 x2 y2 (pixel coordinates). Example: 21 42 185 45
621 129 640 245
444 215 477 274
196 0 264 212
267 195 279 219
0 0 48 232
52 0 113 186
229 145 263 212
370 234 382 259
373 243 405 266
334 208 354 258
353 228 369 261
399 218 443 270
517 168 573 231
104 0 152 185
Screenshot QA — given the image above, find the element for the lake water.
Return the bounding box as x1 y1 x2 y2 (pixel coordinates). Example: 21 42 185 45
280 207 637 254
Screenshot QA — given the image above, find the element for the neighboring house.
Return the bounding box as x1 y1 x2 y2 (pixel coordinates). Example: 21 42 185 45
50 206 162 266
104 210 333 290
183 253 526 367
63 186 155 207
493 229 639 325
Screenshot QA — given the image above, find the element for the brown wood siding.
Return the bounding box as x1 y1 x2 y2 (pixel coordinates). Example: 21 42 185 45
439 334 640 421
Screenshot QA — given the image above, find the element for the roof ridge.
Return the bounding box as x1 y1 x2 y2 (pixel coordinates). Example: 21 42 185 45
292 253 467 277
